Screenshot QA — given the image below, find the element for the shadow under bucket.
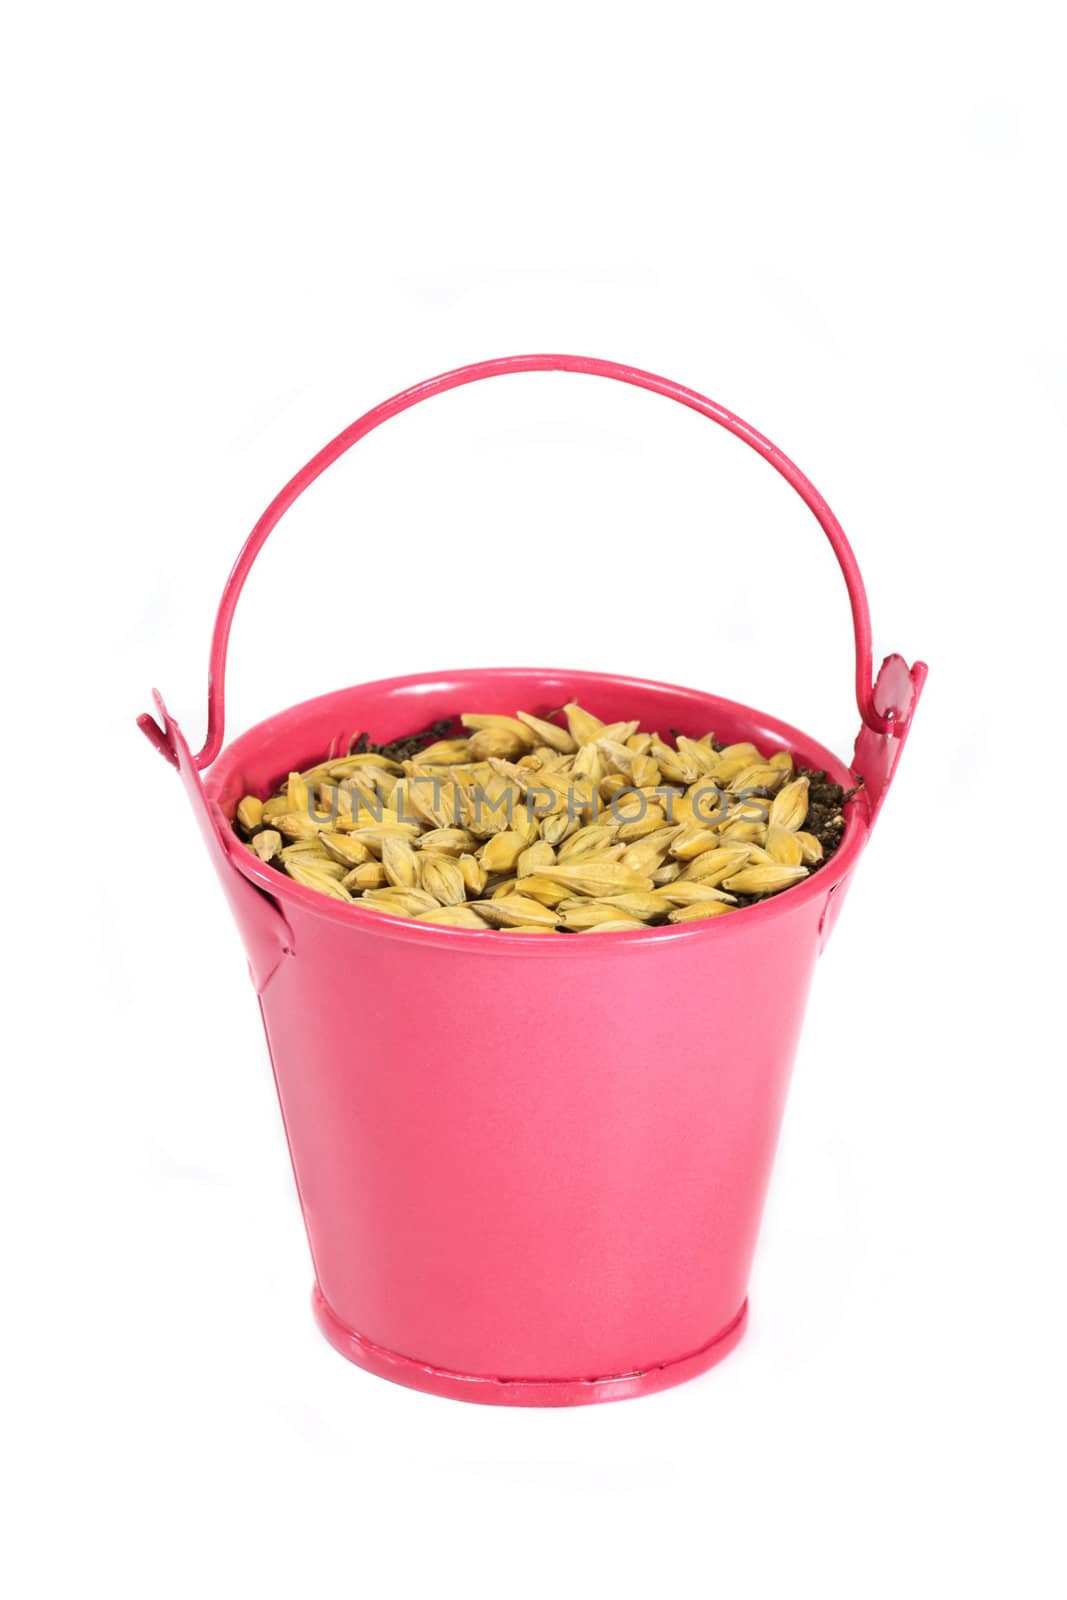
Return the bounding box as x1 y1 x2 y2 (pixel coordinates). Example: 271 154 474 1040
140 356 926 1405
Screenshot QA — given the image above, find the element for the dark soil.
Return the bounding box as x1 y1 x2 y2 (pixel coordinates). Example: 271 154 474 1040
797 767 862 865
347 718 455 764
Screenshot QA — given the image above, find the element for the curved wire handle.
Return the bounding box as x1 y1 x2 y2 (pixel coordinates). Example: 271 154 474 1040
139 353 899 769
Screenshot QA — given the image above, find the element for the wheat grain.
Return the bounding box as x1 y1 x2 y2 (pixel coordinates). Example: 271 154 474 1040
667 901 734 922
234 704 850 931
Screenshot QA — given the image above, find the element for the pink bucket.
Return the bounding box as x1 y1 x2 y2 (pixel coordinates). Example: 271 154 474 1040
140 355 926 1405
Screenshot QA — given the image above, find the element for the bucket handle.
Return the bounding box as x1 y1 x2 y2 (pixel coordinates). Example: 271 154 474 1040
139 354 925 776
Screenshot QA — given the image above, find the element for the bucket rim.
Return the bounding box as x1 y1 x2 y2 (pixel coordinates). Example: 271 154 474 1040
208 665 869 954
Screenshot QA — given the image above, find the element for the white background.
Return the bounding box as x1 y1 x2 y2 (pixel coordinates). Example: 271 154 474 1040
4 3 1065 1595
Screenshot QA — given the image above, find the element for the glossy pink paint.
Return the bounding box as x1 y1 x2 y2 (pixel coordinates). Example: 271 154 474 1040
140 358 926 1404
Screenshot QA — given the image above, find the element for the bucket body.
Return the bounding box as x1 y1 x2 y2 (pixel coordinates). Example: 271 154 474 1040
141 355 926 1403
194 666 866 1403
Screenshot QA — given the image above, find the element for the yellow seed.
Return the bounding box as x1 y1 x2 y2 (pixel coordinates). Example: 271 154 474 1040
729 792 771 824
467 727 530 762
419 855 467 905
769 776 810 831
484 755 526 785
653 881 736 905
651 740 700 784
362 887 440 916
343 861 387 891
417 739 473 765
418 827 475 856
341 777 385 818
795 830 824 865
679 846 752 885
558 822 618 860
235 795 264 831
303 857 347 880
517 839 556 877
414 904 491 929
284 861 353 900
511 808 541 845
471 895 560 929
727 763 785 796
769 750 794 774
515 711 576 753
608 789 649 821
272 811 326 841
541 812 580 847
667 901 734 922
595 738 640 778
719 820 766 845
278 839 329 860
596 892 669 921
465 775 525 836
298 762 337 787
712 744 762 783
480 831 527 875
723 864 808 896
497 926 560 933
344 760 394 788
542 745 578 769
435 781 470 829
674 735 720 777
381 835 418 888
563 702 607 744
286 772 311 812
250 829 282 862
318 833 373 867
670 824 724 861
529 768 597 810
571 742 603 783
399 770 442 827
460 713 536 746
616 805 667 842
621 827 682 873
533 860 654 897
766 824 804 867
741 845 779 867
558 901 632 930
327 753 403 777
261 795 292 824
343 822 422 854
511 875 571 908
677 784 727 826
316 783 354 820
402 769 466 829
348 803 403 826
583 918 646 932
458 853 487 895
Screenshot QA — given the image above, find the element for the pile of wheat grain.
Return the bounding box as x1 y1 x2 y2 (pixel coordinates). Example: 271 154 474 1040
233 703 838 932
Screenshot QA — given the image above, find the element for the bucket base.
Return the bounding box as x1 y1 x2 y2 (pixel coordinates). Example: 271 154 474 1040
311 1286 748 1407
